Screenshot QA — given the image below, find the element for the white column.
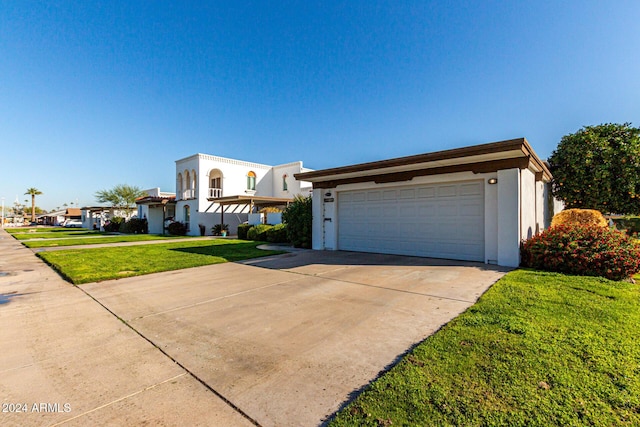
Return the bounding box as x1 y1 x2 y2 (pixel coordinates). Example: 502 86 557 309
497 168 521 267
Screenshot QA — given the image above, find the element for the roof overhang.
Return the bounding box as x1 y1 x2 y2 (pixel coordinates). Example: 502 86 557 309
294 138 552 189
135 196 176 207
207 195 294 207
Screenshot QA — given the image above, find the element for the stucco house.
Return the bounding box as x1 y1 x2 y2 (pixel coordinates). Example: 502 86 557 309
135 188 176 234
80 206 138 230
172 153 313 235
295 138 562 268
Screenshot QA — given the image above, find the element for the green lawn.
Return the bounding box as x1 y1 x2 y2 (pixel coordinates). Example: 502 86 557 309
5 227 70 233
22 233 194 248
11 230 106 240
38 239 282 284
330 269 640 427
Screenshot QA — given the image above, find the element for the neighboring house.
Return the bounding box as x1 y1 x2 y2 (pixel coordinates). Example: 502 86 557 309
135 188 176 234
41 209 67 226
295 138 562 268
172 153 312 235
80 206 137 230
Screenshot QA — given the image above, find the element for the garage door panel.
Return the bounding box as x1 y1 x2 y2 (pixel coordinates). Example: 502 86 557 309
460 182 483 195
438 185 457 197
338 181 484 262
417 187 436 198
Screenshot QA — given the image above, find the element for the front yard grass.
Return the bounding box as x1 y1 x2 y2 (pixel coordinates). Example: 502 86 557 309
330 269 640 426
38 239 282 284
22 233 194 248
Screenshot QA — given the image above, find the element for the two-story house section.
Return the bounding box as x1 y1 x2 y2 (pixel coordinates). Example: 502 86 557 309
174 153 312 235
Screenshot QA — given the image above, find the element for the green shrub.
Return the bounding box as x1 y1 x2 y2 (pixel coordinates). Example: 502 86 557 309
237 224 252 240
211 223 229 236
167 221 187 236
612 216 640 237
119 217 148 234
103 216 125 232
266 223 288 243
521 224 640 281
247 224 273 241
282 195 312 248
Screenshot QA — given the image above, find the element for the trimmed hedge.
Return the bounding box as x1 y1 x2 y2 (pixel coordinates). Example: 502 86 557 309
119 218 148 234
551 208 608 228
521 224 640 281
103 216 125 232
266 223 288 243
237 224 252 240
247 224 273 241
167 221 187 236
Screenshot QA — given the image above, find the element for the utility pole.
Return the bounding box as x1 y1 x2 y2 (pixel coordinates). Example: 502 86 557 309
1 197 4 228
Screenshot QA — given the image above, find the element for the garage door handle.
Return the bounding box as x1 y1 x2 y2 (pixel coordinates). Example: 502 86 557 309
324 218 332 222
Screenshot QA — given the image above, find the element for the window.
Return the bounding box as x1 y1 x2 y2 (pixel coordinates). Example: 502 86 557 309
184 205 190 227
247 171 256 191
282 174 288 191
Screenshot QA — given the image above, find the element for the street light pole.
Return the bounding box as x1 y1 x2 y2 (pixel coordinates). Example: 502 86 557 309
1 197 4 228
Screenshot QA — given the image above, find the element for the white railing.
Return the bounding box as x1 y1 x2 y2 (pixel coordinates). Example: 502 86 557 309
182 189 195 199
208 188 223 198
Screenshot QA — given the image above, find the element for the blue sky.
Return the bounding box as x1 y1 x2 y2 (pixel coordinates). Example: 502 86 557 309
1 1 639 211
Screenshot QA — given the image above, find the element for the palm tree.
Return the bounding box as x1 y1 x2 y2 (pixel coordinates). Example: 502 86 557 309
25 188 42 223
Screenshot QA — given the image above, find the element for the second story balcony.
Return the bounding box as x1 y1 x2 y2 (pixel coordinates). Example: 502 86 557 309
208 187 223 198
182 189 195 200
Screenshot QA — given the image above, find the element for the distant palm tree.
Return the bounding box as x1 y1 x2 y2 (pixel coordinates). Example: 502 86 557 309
25 188 42 222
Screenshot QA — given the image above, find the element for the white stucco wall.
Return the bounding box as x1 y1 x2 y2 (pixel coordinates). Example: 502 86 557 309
497 168 521 267
312 189 324 250
147 206 165 234
520 168 537 241
484 176 499 264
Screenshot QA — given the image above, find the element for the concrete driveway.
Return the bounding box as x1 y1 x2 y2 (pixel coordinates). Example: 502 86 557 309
80 249 508 426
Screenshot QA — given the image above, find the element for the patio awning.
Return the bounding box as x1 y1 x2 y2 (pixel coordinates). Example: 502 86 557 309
135 196 176 207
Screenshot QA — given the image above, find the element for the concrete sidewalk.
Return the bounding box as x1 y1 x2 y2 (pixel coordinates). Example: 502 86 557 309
0 228 253 426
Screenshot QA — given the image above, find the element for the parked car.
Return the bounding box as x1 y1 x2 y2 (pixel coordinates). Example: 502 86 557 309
64 220 83 228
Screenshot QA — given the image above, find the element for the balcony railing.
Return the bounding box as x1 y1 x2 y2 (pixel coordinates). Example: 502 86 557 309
182 189 195 200
208 187 223 198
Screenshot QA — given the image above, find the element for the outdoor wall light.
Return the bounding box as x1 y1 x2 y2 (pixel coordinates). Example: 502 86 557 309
488 178 498 185
325 192 332 197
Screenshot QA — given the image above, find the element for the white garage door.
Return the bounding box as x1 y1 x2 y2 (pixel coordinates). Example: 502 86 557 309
337 181 484 262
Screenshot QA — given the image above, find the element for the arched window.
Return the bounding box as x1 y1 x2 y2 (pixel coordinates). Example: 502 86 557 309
177 173 183 200
282 174 288 191
184 205 190 228
247 171 256 191
209 169 223 198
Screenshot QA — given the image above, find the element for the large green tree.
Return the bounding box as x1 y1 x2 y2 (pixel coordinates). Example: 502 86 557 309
94 184 146 216
548 123 640 215
25 187 42 222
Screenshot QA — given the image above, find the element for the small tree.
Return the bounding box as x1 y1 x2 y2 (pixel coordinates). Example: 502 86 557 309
548 123 640 214
282 195 312 248
95 184 146 218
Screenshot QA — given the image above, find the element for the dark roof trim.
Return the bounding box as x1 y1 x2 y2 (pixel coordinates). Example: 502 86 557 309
207 195 294 206
311 157 531 189
295 138 552 187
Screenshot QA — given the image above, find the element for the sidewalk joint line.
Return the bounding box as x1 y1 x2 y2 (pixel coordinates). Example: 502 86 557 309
74 284 263 427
